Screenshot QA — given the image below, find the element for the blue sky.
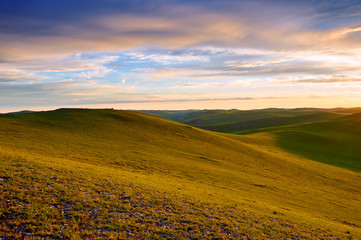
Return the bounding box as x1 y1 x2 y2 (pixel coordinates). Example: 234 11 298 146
1 0 361 112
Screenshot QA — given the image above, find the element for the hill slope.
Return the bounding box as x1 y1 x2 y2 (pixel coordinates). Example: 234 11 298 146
241 112 361 172
0 109 360 238
140 108 360 133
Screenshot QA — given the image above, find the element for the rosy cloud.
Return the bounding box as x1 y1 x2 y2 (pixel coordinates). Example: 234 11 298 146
0 9 248 61
1 1 361 111
1 3 360 62
0 54 119 83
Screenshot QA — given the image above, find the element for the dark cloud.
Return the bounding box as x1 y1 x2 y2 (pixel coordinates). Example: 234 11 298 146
1 0 358 37
304 0 361 29
0 0 166 36
1 0 360 61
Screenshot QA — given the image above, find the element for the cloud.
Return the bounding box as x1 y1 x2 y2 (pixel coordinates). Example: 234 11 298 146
73 68 114 79
2 0 360 62
171 80 253 89
17 55 119 73
1 0 361 110
0 54 119 84
0 7 249 61
123 45 361 83
225 58 294 68
330 25 361 39
274 74 361 84
0 80 134 106
310 1 361 23
0 69 35 82
127 52 209 64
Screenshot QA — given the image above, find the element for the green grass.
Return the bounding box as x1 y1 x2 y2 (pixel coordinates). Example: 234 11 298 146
141 108 360 133
2 154 348 239
241 113 361 172
1 108 361 238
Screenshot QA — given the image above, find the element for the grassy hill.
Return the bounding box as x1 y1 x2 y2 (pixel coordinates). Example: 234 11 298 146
140 108 360 133
143 107 361 172
1 109 360 238
241 112 361 173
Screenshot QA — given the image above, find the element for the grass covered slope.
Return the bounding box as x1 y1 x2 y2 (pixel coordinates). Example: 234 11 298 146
141 108 360 133
243 112 361 172
1 154 346 239
1 109 361 238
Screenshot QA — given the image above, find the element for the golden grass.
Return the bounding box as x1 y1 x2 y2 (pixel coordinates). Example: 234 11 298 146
0 108 360 238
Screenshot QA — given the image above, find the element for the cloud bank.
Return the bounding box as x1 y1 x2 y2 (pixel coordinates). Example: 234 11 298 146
1 0 361 111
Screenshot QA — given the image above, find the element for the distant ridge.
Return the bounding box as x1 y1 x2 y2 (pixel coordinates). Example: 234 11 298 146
139 107 361 133
3 110 36 115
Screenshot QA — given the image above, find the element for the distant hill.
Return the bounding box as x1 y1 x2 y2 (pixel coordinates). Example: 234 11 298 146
141 108 361 172
140 108 360 133
3 110 36 115
0 109 360 238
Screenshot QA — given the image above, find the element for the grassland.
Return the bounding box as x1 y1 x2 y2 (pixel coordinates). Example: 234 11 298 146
1 109 360 239
141 108 360 133
240 112 361 172
2 153 347 239
145 108 361 172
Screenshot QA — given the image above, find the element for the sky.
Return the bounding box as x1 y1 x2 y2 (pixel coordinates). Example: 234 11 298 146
1 0 361 112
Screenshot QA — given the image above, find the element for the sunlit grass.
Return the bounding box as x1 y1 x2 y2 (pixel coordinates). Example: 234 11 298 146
0 109 360 238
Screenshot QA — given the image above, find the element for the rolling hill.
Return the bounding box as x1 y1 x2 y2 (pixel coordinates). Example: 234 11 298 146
141 108 360 133
0 109 360 238
241 112 361 172
143 108 361 173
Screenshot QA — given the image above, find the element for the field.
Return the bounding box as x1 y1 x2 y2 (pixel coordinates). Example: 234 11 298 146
241 112 361 172
1 109 360 239
141 108 360 133
145 108 361 172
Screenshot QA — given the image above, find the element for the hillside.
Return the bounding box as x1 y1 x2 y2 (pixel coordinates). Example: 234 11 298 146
1 109 361 238
241 112 361 172
140 108 360 133
143 108 361 172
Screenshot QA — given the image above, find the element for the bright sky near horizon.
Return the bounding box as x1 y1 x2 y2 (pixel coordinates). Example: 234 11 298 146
1 0 361 112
